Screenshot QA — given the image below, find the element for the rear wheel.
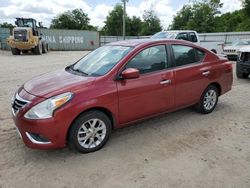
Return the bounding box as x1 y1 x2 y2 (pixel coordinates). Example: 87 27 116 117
11 48 21 55
195 85 219 114
34 40 42 55
68 110 111 153
236 62 249 79
42 42 48 53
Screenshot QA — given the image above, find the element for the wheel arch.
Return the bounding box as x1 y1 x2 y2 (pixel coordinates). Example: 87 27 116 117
209 82 221 96
66 106 116 142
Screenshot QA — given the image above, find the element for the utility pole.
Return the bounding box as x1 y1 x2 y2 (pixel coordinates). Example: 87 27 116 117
122 0 128 40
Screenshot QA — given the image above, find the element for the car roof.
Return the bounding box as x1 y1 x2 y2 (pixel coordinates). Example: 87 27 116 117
161 30 197 33
107 39 194 47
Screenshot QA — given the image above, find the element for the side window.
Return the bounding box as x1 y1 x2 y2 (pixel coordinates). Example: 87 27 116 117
126 45 168 74
176 33 189 41
189 32 198 42
172 45 198 66
197 49 205 61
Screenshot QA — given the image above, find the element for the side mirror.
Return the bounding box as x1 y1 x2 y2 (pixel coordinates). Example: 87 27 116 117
121 68 140 79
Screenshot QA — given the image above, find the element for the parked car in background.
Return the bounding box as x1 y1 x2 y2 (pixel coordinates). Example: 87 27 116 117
236 46 250 79
12 39 233 153
151 30 220 53
223 39 250 60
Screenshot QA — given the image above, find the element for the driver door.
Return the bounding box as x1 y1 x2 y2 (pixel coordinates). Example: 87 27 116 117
116 45 175 125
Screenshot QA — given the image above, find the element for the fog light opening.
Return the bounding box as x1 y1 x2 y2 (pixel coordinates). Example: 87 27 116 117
25 132 51 144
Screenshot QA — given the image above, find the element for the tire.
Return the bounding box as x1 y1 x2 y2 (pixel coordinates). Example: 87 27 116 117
11 48 21 55
33 40 42 55
68 110 112 153
236 62 249 79
42 42 48 53
195 85 219 114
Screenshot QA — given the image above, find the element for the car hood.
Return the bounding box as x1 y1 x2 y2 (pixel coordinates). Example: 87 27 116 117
239 45 250 52
224 45 241 50
24 69 96 98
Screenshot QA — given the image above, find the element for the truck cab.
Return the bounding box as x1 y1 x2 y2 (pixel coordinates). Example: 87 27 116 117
151 30 200 44
151 30 219 53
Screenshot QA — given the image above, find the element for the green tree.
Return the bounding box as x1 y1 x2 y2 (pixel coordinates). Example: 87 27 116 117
127 16 143 36
170 5 193 30
102 4 124 35
242 0 250 17
0 22 15 29
102 4 161 36
50 9 96 30
214 10 248 32
141 9 162 35
170 0 222 32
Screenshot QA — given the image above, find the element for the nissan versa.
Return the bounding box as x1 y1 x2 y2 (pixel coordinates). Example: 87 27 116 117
11 39 233 153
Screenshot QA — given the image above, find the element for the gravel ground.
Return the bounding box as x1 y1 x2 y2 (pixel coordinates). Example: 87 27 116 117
0 51 249 188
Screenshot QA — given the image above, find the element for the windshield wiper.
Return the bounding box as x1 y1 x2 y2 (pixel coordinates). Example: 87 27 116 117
71 66 88 76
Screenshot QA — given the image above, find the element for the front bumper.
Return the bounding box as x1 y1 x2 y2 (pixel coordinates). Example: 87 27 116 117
12 90 74 150
7 39 37 50
13 114 68 149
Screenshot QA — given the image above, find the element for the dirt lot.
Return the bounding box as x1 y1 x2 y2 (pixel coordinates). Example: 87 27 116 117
0 51 249 188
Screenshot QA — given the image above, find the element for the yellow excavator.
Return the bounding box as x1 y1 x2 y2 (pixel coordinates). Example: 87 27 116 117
7 18 48 55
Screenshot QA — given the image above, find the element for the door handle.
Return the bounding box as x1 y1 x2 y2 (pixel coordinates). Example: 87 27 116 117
202 71 210 76
160 80 171 85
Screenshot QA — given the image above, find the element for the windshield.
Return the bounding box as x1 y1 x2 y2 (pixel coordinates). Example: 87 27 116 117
232 40 250 46
72 45 132 76
151 31 177 39
17 19 34 28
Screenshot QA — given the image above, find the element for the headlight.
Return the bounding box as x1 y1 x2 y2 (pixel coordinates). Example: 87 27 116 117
24 92 73 120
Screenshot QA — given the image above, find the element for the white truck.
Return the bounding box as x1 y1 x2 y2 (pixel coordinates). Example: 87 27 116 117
151 30 223 54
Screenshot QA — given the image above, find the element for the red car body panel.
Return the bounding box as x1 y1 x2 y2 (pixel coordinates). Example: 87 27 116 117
12 39 233 150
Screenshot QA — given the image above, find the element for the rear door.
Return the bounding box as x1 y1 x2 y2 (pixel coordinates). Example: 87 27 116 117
117 45 175 124
171 44 210 108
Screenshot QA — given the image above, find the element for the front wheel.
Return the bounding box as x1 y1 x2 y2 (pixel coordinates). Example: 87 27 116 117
195 85 219 114
11 48 21 55
68 111 111 153
33 40 42 55
42 42 48 53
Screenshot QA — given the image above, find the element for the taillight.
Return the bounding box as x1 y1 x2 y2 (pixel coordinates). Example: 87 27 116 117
224 61 233 72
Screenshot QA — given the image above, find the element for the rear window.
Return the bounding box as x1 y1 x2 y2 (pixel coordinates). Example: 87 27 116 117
190 32 198 42
176 33 188 41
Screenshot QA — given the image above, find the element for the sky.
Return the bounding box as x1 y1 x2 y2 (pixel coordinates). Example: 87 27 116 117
0 0 243 29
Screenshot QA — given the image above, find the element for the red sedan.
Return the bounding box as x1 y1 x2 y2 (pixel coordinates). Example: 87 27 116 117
11 39 233 153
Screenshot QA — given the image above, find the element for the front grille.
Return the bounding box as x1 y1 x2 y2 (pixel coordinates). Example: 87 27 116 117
11 94 30 115
224 49 236 53
14 29 28 41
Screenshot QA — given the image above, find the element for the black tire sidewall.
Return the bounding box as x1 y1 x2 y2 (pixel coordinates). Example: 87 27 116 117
11 48 20 55
201 85 218 113
69 111 111 153
42 42 48 53
196 85 219 114
34 41 42 55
